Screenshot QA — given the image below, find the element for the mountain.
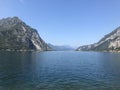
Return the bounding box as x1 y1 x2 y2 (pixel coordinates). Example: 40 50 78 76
48 44 75 51
0 17 51 51
77 26 120 51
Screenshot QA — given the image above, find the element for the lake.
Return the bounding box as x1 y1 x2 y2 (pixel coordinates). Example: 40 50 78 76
0 51 120 90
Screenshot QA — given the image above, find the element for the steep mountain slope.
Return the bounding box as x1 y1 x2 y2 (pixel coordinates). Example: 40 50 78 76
0 17 51 51
77 26 120 51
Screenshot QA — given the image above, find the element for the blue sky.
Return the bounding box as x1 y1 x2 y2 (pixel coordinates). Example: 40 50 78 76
0 0 120 47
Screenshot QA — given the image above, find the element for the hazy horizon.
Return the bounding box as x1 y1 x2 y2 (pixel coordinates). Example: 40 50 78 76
1 0 120 47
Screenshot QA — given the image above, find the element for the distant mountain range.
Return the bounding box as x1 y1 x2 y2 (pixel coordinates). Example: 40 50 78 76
48 44 75 51
1 16 120 52
76 26 120 52
0 17 51 51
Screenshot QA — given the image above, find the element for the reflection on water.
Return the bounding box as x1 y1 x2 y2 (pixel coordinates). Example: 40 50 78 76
0 51 120 90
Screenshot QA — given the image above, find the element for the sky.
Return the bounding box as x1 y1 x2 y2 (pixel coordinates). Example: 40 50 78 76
0 0 120 47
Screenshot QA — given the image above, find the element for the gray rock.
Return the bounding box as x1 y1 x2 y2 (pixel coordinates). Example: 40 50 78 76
0 16 51 51
77 26 120 51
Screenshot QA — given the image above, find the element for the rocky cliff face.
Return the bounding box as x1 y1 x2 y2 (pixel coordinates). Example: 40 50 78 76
77 26 120 51
0 17 51 51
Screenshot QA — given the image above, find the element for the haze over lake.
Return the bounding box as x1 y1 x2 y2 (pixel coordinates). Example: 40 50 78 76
1 51 120 90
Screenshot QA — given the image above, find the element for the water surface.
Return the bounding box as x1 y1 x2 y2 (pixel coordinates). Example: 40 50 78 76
0 51 120 90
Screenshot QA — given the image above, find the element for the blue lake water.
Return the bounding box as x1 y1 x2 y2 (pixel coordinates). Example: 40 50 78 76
0 51 120 90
